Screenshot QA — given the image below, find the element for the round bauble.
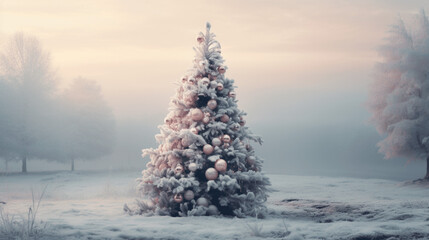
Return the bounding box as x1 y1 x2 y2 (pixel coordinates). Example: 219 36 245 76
196 197 209 207
203 144 214 155
181 137 192 147
222 134 231 143
205 167 218 180
217 82 224 91
188 162 198 172
210 81 218 89
197 33 204 43
190 127 198 134
188 77 196 85
184 190 195 201
221 114 230 123
201 77 210 86
202 117 210 124
215 159 227 173
184 149 194 158
174 193 183 203
175 164 184 175
181 76 188 83
239 119 246 126
218 66 226 74
212 138 222 146
228 91 236 98
190 108 204 121
247 156 256 165
207 99 217 110
207 205 219 215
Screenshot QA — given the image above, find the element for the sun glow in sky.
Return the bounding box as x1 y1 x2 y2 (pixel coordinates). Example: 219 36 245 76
2 0 429 177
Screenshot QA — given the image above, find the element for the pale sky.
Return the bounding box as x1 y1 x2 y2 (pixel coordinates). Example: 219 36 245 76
2 0 429 179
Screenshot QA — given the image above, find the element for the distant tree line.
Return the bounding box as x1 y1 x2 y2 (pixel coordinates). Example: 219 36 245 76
0 33 115 172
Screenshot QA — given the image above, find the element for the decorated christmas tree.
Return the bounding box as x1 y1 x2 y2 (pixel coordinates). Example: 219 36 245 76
126 23 270 218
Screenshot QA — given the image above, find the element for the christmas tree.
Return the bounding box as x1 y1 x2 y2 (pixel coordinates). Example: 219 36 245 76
127 23 270 218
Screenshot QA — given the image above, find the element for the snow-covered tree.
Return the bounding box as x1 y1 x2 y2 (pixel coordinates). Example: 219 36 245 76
368 10 429 179
0 33 58 172
60 78 116 171
126 23 270 217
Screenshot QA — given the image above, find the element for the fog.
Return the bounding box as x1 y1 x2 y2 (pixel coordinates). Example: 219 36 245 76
1 0 429 180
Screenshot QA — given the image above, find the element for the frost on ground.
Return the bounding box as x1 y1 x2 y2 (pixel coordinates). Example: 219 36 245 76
1 171 429 240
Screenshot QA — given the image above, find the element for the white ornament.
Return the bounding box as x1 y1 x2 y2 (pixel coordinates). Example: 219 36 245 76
197 197 209 207
184 149 194 158
202 117 210 124
210 81 218 89
217 82 224 91
212 138 222 146
188 162 198 172
205 167 218 180
184 190 195 201
201 77 210 86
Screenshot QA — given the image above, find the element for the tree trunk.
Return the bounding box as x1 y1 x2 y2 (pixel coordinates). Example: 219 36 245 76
425 157 429 179
71 158 75 171
22 156 27 173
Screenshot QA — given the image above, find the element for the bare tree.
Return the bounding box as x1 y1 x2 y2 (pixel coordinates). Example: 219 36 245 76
368 10 429 179
60 78 115 171
0 33 58 172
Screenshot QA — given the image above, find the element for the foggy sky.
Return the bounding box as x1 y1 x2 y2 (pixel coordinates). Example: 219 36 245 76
1 0 429 180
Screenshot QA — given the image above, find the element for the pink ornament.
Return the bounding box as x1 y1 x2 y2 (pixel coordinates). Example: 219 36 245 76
203 144 214 155
215 159 227 173
222 134 231 143
184 190 195 201
218 66 226 74
202 117 210 124
174 193 183 203
217 82 224 91
221 114 230 123
190 108 204 121
228 91 236 98
205 168 218 180
197 33 204 43
181 137 192 147
212 138 222 146
207 100 217 110
247 156 256 165
239 119 246 126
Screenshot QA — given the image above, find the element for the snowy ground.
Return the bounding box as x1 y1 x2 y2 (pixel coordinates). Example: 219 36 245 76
1 171 429 240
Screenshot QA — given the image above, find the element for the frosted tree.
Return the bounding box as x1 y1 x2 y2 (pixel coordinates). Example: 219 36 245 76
60 78 116 171
0 33 58 172
368 10 429 179
126 23 270 217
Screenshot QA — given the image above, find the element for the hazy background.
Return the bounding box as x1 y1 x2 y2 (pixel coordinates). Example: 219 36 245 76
1 0 428 180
